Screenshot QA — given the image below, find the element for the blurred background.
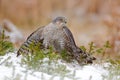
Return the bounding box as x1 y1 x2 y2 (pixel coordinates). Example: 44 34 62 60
0 0 120 56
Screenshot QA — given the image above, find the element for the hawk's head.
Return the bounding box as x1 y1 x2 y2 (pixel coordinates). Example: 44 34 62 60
52 16 67 27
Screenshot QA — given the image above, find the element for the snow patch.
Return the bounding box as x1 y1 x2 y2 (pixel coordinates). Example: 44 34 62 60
0 52 108 80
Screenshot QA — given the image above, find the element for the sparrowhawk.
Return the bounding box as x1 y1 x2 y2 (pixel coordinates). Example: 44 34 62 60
17 16 96 64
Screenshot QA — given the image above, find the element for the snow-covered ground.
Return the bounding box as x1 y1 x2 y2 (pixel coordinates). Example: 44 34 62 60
0 52 109 80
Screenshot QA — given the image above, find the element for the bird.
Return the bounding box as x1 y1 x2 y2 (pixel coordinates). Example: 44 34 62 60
17 16 96 64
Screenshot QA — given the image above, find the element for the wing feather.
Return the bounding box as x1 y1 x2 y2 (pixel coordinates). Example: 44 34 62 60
62 26 77 47
27 26 44 41
17 26 44 56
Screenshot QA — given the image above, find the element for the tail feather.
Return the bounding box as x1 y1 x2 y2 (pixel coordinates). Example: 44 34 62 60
73 48 96 64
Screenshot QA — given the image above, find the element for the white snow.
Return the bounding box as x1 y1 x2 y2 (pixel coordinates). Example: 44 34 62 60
0 52 108 80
